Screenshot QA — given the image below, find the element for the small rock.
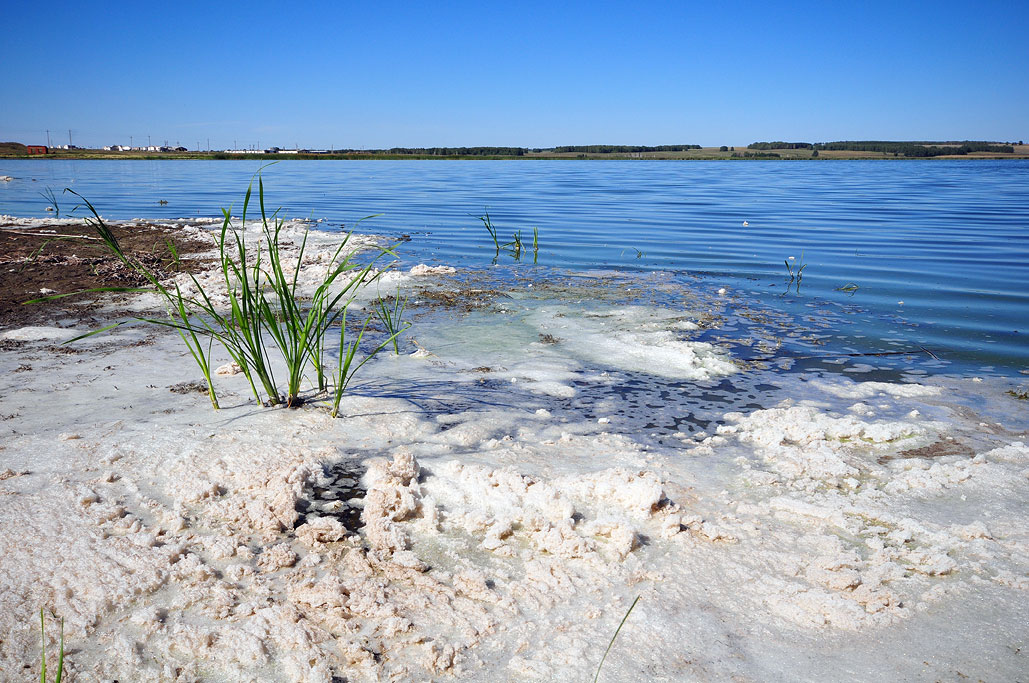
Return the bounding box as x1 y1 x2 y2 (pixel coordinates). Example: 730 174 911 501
215 362 243 376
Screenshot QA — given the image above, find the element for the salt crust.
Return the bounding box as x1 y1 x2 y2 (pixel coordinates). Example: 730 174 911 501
361 451 676 563
0 326 82 342
4 365 1026 679
699 399 1029 632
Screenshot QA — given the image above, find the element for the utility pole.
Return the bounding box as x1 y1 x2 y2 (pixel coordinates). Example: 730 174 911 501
207 138 210 151
148 135 151 148
130 135 133 148
46 129 51 147
68 129 72 146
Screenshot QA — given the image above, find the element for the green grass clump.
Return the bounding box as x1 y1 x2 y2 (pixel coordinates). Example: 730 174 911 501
478 209 540 263
58 173 404 413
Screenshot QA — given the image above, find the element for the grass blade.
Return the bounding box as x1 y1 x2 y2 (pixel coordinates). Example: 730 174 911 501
64 188 127 265
593 595 640 683
40 609 46 683
22 286 151 305
56 617 64 683
62 321 128 344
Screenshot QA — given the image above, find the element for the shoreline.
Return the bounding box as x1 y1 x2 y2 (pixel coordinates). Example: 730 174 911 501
3 145 1029 162
5 154 1029 161
1 216 1027 680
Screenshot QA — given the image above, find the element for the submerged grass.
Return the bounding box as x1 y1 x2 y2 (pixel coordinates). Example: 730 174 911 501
55 173 404 414
784 253 807 283
479 209 500 251
39 187 62 218
478 209 540 263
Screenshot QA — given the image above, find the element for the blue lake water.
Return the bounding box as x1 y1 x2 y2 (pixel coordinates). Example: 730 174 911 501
1 159 1027 376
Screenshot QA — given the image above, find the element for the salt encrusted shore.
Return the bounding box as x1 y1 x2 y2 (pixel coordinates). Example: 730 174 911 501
1 218 1026 681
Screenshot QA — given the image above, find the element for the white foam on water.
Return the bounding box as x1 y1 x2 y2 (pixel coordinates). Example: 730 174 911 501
527 304 736 380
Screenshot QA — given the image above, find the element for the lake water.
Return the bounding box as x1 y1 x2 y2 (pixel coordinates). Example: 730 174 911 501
1 159 1027 376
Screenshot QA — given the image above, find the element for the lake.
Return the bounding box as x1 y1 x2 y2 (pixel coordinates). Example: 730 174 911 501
1 159 1027 376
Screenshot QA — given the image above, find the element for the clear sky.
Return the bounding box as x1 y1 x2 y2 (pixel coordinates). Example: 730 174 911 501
2 0 1026 149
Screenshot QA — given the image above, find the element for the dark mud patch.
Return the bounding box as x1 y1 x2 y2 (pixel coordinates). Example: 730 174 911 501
411 287 508 312
0 221 213 329
169 380 210 395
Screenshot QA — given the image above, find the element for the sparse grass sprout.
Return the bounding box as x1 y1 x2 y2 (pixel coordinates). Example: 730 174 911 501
39 609 65 683
593 595 640 682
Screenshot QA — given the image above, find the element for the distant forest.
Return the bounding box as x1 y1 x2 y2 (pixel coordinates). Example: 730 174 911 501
549 144 703 153
747 142 814 150
748 140 1016 156
381 147 528 156
370 145 704 155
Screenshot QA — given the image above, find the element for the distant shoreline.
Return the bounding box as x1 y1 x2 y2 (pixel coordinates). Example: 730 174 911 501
3 144 1028 162
4 153 1029 161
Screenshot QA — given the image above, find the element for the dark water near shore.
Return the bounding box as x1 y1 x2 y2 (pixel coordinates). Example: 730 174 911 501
1 159 1027 376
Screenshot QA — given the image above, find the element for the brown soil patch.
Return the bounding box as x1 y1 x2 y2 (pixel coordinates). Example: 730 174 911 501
879 439 974 464
0 221 213 328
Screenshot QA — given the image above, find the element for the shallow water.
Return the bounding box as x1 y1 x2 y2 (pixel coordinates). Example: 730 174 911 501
1 159 1027 374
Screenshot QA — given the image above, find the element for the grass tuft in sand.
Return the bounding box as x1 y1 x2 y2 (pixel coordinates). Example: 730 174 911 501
64 176 405 412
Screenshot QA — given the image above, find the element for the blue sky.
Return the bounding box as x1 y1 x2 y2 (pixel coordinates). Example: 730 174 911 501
2 0 1026 149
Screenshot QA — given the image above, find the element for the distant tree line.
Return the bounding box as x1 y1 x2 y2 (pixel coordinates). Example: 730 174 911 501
549 144 702 153
384 147 527 156
813 141 1014 156
747 142 813 150
749 140 1014 156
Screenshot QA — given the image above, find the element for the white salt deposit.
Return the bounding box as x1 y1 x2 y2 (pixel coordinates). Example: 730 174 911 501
409 263 457 275
0 326 82 342
527 304 736 380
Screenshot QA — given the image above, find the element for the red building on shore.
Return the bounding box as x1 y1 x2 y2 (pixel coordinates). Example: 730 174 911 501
27 145 48 155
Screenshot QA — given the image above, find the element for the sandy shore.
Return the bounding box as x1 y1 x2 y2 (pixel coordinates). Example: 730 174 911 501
1 218 1027 681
